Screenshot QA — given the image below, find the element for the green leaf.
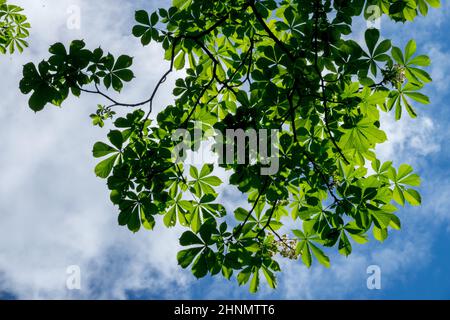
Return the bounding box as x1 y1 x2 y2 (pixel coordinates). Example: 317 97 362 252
107 130 124 150
177 247 203 268
190 166 199 179
237 268 252 286
338 232 352 256
339 118 387 152
192 252 208 278
293 229 306 239
95 154 118 179
309 243 330 268
135 10 150 25
235 207 251 221
405 92 430 104
174 51 186 70
373 226 388 242
93 142 117 158
249 270 260 293
115 55 133 69
374 39 392 56
28 87 51 112
393 185 406 206
262 267 277 289
200 164 214 177
370 208 393 228
365 28 380 54
404 189 422 206
400 174 421 187
391 164 421 187
173 0 192 10
392 46 404 64
141 209 156 230
191 208 202 233
49 42 67 56
405 40 417 61
389 215 402 230
127 206 141 232
349 233 369 244
202 176 222 186
426 0 441 8
301 243 312 267
150 12 159 26
408 55 431 66
163 206 177 227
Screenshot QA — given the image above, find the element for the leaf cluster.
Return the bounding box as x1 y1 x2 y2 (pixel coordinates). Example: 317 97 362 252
20 0 438 292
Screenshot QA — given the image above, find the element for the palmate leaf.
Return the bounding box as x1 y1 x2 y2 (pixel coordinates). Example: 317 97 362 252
293 228 331 268
385 39 432 120
177 221 220 278
339 118 387 153
185 194 226 233
116 194 158 233
388 164 422 206
362 29 392 77
103 54 135 92
92 130 127 178
132 10 159 46
189 164 223 197
392 39 432 86
164 195 192 228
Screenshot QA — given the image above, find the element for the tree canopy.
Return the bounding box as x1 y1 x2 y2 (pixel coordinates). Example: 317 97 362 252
18 0 439 292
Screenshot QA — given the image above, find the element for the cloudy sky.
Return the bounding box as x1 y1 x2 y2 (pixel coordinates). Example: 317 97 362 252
0 0 449 299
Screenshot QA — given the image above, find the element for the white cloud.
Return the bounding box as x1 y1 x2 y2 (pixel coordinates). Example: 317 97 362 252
376 114 440 166
0 0 191 299
425 44 450 92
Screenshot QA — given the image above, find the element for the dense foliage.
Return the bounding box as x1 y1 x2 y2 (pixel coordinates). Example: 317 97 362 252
0 0 30 54
20 0 439 292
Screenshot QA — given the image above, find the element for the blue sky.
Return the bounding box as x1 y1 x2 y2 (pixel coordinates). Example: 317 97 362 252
0 0 449 300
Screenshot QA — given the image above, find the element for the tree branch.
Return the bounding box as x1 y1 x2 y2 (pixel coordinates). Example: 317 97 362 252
229 176 270 241
256 200 279 238
269 225 296 252
312 0 350 165
249 0 296 62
